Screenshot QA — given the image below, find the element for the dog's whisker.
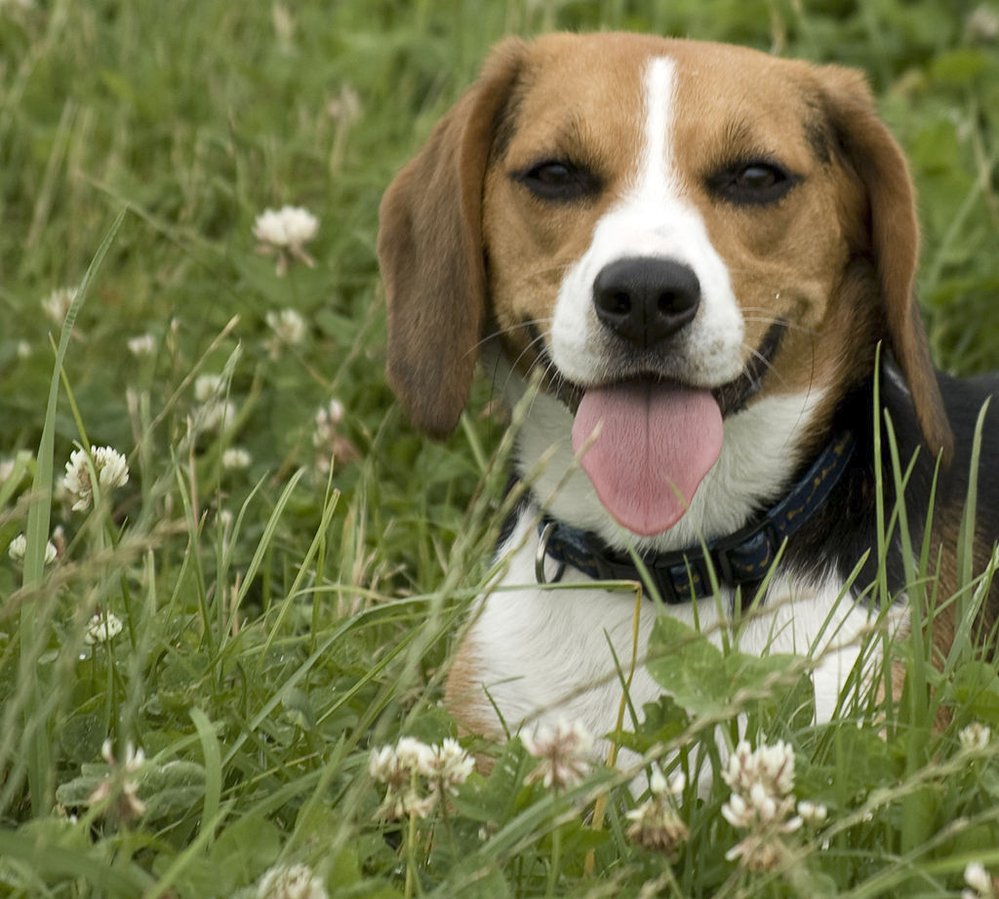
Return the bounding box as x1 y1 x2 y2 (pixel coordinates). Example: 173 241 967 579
739 307 818 333
471 317 553 355
742 316 817 337
741 343 790 391
464 318 554 365
490 330 559 404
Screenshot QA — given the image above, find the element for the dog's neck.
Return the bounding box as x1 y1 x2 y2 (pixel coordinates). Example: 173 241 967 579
534 429 856 603
488 352 830 555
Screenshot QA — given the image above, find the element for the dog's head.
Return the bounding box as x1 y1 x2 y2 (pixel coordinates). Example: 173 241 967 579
378 34 952 536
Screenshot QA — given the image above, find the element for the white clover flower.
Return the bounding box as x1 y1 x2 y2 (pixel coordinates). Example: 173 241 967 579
266 308 307 347
725 831 786 872
625 768 688 855
964 861 997 899
87 739 146 822
101 738 145 772
253 206 319 248
369 736 437 820
428 737 474 798
327 84 362 124
522 719 593 791
7 533 57 565
63 445 130 512
313 399 343 453
16 340 32 359
367 744 409 801
194 374 225 403
723 739 796 798
222 447 252 470
7 534 26 562
84 611 123 645
796 799 828 826
393 736 435 777
368 736 471 821
368 744 402 786
127 334 156 356
721 791 755 829
748 780 783 823
312 397 358 472
380 787 436 821
967 5 999 42
194 400 237 434
256 862 328 899
959 722 992 752
721 739 803 872
314 398 344 435
191 375 237 434
626 797 689 854
253 206 319 276
42 287 76 325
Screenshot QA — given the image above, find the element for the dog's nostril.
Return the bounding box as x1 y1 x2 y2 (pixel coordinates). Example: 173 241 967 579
657 290 682 314
609 291 631 315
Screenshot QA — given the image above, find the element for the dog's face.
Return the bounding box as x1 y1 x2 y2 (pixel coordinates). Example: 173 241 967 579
484 37 855 397
379 34 951 537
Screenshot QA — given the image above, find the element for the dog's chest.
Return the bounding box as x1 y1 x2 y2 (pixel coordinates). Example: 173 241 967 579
460 514 881 742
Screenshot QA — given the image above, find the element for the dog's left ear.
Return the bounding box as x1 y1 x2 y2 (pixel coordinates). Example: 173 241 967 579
378 39 525 438
819 66 954 463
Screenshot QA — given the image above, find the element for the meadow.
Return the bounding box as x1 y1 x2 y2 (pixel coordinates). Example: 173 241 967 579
1 0 998 895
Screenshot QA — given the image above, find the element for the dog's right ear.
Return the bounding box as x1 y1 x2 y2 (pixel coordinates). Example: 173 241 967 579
378 39 525 438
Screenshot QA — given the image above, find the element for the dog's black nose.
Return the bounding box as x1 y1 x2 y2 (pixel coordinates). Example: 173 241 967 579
593 257 701 347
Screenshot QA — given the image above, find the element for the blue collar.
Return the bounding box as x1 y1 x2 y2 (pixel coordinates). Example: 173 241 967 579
535 431 856 604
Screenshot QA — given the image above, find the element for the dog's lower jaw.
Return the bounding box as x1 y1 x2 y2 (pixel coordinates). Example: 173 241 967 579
446 510 892 768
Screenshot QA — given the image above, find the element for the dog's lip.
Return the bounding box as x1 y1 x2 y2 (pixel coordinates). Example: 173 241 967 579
536 321 787 419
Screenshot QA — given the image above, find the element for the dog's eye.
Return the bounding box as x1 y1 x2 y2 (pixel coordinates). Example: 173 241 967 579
737 165 781 191
708 161 798 206
515 160 601 202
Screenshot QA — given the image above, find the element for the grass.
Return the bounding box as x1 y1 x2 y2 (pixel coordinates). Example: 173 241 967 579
0 0 998 895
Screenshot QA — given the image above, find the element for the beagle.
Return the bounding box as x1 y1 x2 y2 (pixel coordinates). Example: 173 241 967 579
378 34 998 750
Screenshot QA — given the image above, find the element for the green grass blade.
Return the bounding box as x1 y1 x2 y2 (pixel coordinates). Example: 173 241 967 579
234 467 306 625
21 206 126 816
190 707 224 844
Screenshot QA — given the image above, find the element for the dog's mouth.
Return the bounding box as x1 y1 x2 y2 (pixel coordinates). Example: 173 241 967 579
528 322 786 536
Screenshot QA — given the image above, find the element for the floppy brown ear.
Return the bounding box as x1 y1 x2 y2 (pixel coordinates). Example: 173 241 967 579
377 39 525 437
819 66 954 463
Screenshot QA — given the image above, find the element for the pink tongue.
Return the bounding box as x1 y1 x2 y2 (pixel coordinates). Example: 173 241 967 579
572 382 723 536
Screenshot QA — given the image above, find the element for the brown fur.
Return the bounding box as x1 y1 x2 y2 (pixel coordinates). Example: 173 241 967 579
443 633 497 738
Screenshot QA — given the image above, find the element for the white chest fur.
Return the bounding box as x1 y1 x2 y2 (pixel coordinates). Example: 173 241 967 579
459 513 882 748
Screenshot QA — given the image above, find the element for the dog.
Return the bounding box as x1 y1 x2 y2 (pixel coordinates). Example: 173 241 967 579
377 33 998 752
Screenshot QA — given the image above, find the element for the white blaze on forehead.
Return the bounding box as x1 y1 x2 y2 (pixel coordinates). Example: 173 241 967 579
548 54 745 388
637 57 681 200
